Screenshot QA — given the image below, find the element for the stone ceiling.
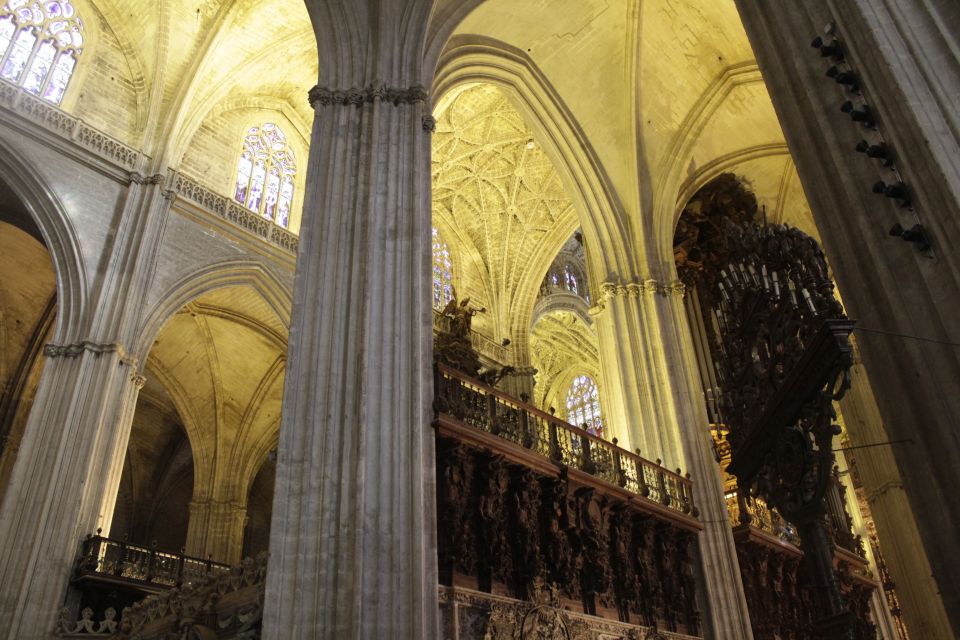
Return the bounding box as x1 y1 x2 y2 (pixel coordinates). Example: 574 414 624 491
433 83 577 345
529 310 600 413
145 285 286 503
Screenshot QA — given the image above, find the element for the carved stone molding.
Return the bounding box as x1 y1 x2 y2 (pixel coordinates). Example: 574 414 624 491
169 171 299 254
658 281 686 298
592 279 687 312
43 340 136 368
130 373 146 390
127 172 165 186
308 84 429 109
0 78 142 170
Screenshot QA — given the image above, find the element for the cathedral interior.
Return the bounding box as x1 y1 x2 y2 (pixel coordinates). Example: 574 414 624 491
0 1 958 639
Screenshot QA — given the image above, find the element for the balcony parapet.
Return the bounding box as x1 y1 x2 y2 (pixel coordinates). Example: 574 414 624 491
168 171 299 255
107 552 266 639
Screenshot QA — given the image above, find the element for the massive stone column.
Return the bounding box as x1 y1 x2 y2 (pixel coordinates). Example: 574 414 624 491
0 172 170 638
0 347 141 634
734 1 960 633
261 2 439 637
592 282 691 467
592 279 754 638
652 282 755 640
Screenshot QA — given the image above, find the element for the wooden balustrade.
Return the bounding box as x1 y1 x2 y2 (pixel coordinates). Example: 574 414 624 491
433 363 696 518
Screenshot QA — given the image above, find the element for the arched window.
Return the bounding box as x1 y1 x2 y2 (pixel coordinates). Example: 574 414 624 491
566 375 602 437
432 227 453 310
563 265 578 295
0 1 84 105
233 123 297 228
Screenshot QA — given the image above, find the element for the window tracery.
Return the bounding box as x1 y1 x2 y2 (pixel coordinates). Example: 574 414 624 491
432 227 454 310
233 123 296 228
0 0 84 105
565 374 602 438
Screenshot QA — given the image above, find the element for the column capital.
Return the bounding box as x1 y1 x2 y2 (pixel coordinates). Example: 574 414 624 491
592 278 687 312
126 171 165 187
308 84 429 110
43 340 138 368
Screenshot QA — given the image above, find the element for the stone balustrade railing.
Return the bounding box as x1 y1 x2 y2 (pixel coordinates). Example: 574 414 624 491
169 171 299 255
0 78 142 170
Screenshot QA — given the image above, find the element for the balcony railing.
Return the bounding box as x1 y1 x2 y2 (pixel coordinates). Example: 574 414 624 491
73 533 230 590
725 490 800 545
433 363 696 517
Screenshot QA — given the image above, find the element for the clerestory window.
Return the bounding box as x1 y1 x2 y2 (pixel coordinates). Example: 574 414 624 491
432 227 454 310
0 0 84 105
566 374 602 438
233 123 296 228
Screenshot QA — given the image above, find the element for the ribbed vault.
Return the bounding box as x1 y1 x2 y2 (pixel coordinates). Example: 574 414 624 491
432 83 578 354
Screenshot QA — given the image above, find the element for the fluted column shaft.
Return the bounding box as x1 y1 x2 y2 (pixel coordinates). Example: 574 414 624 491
592 280 753 638
655 284 755 639
0 346 142 635
262 88 437 639
838 356 952 637
0 170 170 639
593 283 677 463
261 60 437 640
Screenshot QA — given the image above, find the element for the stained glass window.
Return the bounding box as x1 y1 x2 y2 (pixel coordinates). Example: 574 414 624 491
233 123 297 228
566 375 602 438
0 1 83 105
563 265 578 295
432 227 454 310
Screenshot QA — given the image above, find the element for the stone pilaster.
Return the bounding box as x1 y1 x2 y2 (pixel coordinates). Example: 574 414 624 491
261 4 438 637
734 1 960 632
592 281 662 459
186 499 248 565
591 280 686 468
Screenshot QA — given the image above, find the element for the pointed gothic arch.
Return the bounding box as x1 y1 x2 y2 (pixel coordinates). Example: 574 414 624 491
0 136 86 343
